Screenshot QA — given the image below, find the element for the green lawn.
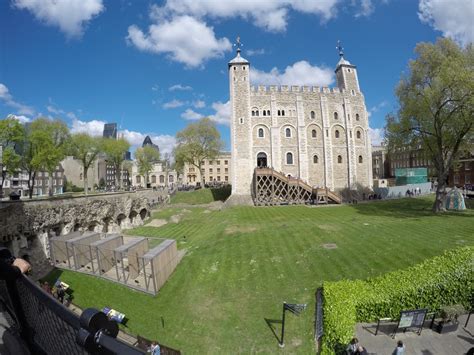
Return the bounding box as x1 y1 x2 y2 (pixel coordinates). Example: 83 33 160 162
170 185 231 205
48 197 474 354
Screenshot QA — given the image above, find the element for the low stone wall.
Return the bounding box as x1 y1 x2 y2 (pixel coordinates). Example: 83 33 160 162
0 190 169 278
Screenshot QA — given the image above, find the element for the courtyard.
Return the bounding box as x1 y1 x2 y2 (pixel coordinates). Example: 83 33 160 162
45 196 474 354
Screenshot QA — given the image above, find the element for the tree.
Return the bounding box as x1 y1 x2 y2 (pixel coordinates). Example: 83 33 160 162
174 118 224 186
385 38 474 212
29 118 70 196
103 137 130 189
69 133 103 195
0 117 24 197
135 145 160 188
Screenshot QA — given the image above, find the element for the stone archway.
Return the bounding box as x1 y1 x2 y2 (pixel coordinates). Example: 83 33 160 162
139 208 148 221
117 214 126 227
257 152 268 168
129 210 138 226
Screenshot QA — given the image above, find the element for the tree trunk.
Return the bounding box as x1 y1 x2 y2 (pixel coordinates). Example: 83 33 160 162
48 173 53 196
0 171 5 200
84 166 89 195
28 171 36 199
433 174 448 213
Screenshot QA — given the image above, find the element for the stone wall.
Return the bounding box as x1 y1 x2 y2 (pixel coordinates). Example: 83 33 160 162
0 190 168 278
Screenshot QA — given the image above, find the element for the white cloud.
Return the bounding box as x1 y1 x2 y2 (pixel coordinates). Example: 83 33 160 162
418 0 474 46
6 113 31 124
250 61 334 86
180 101 230 125
246 48 266 56
163 99 185 109
120 130 176 156
181 108 203 121
354 0 374 17
208 101 231 126
151 84 159 91
153 0 339 32
0 83 35 116
126 15 232 67
70 118 106 136
12 0 105 38
368 100 388 117
193 100 206 108
169 84 192 91
369 127 384 146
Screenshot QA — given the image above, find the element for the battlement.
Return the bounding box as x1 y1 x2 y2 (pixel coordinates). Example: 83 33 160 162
250 85 349 95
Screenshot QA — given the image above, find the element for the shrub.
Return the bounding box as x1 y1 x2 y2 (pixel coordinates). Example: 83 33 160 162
321 246 473 354
440 304 465 322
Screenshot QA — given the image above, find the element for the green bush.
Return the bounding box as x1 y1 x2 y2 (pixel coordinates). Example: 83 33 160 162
321 246 473 354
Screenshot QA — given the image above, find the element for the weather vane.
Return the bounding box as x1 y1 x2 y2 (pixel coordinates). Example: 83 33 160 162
336 40 344 58
234 36 243 53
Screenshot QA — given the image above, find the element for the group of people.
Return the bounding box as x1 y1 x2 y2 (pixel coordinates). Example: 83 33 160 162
347 337 405 355
406 187 422 197
41 281 67 304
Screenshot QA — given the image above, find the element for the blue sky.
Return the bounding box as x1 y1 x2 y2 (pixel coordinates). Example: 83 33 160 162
1 0 473 155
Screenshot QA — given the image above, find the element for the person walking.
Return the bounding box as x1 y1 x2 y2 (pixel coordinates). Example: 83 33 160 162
393 340 405 355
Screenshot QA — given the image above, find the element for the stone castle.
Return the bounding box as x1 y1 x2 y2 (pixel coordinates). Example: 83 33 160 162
228 40 373 198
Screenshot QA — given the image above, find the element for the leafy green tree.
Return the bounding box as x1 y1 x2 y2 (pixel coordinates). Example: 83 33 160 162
103 137 130 189
174 118 224 186
0 117 24 197
385 38 474 212
68 133 103 195
29 118 70 196
135 145 160 187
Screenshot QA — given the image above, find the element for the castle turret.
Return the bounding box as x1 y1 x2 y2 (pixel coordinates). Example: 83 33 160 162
334 41 360 94
228 37 252 196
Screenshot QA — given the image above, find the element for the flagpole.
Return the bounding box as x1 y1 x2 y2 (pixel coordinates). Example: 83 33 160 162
279 302 286 348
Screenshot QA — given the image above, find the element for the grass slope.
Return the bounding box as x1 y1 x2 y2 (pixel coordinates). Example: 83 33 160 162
170 186 231 205
49 197 474 354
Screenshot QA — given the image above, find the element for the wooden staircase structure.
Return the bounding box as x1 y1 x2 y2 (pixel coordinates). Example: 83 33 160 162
253 168 341 206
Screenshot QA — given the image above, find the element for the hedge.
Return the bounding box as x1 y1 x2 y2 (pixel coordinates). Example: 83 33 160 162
321 246 473 354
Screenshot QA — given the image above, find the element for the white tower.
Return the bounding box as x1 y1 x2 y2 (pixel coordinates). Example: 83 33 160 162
228 37 252 196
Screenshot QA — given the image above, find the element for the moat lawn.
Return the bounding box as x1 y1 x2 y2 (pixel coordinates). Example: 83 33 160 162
49 197 474 354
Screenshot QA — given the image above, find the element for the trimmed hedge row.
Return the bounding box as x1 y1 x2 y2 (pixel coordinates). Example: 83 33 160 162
321 246 473 354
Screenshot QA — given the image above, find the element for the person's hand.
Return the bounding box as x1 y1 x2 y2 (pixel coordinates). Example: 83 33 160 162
13 258 31 274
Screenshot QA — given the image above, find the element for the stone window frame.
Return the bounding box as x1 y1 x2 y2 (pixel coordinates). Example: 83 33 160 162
258 128 265 138
313 155 319 164
285 127 292 138
310 111 315 119
337 155 343 164
286 152 294 165
335 130 340 139
334 112 339 120
311 129 317 138
356 113 360 121
358 155 363 164
356 130 361 139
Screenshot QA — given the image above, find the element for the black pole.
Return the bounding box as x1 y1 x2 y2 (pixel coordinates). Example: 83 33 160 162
279 302 286 348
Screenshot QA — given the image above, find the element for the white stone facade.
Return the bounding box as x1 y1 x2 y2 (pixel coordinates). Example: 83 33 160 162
229 51 373 196
131 161 177 188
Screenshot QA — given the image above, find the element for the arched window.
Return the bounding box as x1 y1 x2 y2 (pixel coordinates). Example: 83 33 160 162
159 175 165 183
251 111 255 117
358 155 363 163
282 110 285 116
267 110 270 116
151 175 156 183
169 175 174 182
278 110 281 116
313 155 318 164
286 152 293 165
258 128 264 138
311 129 317 138
310 111 315 119
285 127 291 137
256 110 259 116
263 110 266 116
335 130 340 138
357 131 361 139
356 113 360 121
337 155 342 164
334 112 338 120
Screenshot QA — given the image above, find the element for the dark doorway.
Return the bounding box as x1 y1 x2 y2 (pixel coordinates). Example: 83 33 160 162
257 152 268 168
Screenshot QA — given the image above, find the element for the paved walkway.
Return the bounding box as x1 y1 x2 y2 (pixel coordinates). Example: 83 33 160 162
356 314 474 354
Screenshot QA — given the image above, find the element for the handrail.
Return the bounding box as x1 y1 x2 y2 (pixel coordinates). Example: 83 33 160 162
0 275 145 354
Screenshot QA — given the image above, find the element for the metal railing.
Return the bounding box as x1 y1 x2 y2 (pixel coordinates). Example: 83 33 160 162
0 275 145 354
